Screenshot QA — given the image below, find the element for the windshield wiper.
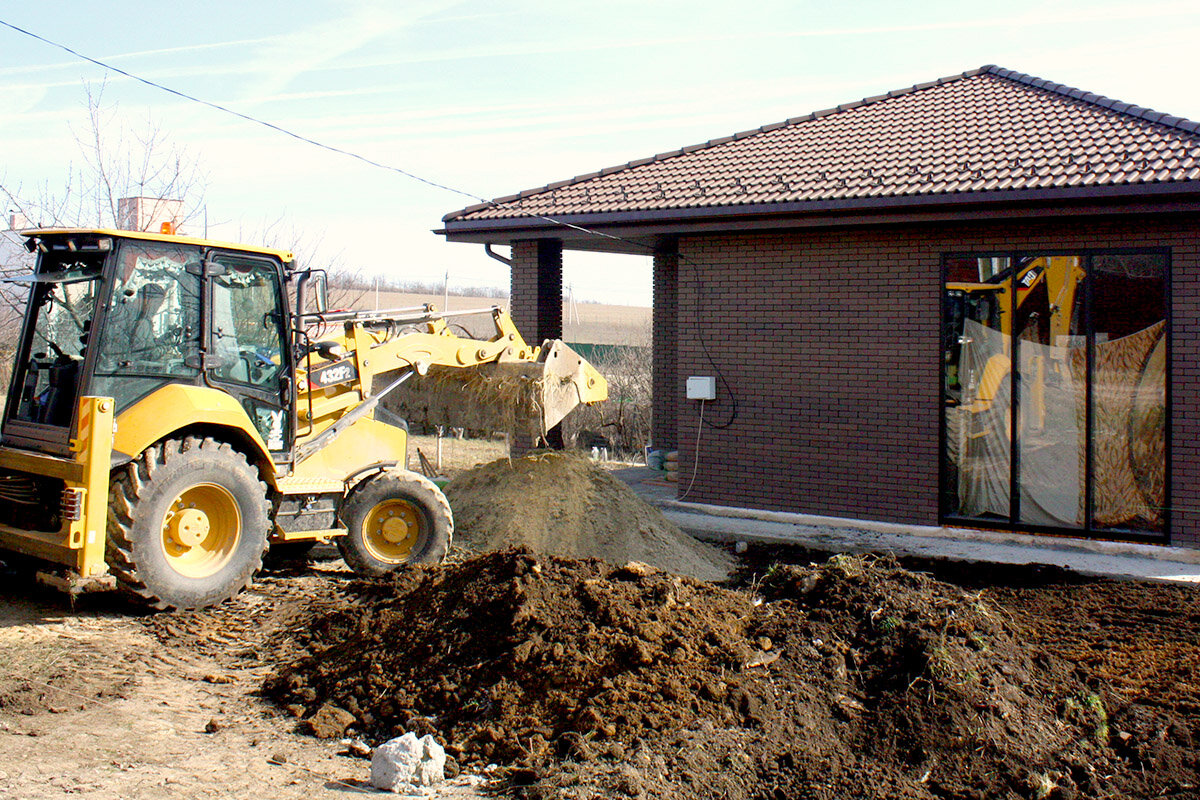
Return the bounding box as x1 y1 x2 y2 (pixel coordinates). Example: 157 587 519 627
1 268 101 285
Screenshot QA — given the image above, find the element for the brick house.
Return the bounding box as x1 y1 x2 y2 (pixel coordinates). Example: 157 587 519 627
438 66 1199 550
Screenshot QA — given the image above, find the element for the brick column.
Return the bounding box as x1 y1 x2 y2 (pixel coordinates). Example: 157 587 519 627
651 241 679 452
510 238 564 453
1171 238 1200 548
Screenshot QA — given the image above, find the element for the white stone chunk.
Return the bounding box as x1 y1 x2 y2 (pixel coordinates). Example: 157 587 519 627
370 732 446 793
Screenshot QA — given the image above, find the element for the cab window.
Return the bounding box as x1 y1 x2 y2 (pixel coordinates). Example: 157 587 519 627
209 255 286 388
93 242 203 379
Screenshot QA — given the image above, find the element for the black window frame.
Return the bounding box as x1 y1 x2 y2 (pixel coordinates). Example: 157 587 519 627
939 247 1171 544
201 249 295 458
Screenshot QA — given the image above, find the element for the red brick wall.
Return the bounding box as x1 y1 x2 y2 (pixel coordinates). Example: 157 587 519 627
652 244 680 451
510 239 564 452
669 214 1199 549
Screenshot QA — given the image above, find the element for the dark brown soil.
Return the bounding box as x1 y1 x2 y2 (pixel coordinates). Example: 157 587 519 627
984 576 1200 799
265 549 1200 799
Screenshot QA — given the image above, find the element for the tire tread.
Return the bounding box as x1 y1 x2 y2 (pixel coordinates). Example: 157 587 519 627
105 436 270 610
336 469 452 576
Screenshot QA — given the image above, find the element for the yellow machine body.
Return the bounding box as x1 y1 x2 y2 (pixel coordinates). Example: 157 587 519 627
112 384 274 470
0 229 607 601
0 396 116 585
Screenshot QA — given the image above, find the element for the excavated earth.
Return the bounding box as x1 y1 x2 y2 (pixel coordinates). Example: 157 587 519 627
264 454 1200 799
6 445 1193 800
267 548 1200 800
443 452 735 582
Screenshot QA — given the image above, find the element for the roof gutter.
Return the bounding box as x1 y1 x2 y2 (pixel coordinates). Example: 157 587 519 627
483 243 511 265
437 181 1200 249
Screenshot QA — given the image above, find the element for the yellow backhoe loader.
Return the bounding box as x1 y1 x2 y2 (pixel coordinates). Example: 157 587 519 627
0 229 606 609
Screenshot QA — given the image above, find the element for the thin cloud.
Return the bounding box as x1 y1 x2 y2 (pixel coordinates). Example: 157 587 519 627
107 36 276 61
254 0 1200 73
0 35 273 76
235 0 464 103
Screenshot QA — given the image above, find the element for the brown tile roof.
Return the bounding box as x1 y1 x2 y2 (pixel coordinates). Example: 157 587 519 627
444 65 1200 225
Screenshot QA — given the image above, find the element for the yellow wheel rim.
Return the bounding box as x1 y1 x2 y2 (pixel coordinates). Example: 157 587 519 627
362 499 424 564
160 484 242 578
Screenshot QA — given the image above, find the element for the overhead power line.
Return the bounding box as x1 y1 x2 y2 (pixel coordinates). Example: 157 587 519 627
0 17 639 247
0 19 489 205
1 18 739 431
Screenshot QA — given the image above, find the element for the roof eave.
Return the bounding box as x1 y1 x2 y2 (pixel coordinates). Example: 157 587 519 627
438 181 1200 248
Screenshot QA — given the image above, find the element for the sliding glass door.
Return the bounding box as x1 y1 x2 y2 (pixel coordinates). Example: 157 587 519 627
941 251 1167 538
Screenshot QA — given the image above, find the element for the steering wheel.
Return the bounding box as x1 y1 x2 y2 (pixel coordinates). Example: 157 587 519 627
238 347 277 384
31 342 73 370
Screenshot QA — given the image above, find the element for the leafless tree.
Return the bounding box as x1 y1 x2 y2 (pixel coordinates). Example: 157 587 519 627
0 82 207 393
2 83 206 231
561 326 653 458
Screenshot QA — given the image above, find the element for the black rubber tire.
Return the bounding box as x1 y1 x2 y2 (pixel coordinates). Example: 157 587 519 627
336 470 452 576
106 436 271 610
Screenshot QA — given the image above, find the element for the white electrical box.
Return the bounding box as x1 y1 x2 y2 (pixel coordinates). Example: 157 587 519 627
686 376 717 400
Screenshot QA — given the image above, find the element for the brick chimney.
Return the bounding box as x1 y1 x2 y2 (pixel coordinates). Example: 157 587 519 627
117 197 182 233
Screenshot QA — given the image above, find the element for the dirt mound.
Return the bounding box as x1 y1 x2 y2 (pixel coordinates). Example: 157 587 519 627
444 452 732 582
266 550 1186 799
269 551 747 765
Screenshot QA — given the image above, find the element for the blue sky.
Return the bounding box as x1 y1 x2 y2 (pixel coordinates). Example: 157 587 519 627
2 1 1199 305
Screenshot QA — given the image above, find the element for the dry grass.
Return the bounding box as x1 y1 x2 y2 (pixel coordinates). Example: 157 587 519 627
408 433 508 478
355 290 650 346
406 434 640 480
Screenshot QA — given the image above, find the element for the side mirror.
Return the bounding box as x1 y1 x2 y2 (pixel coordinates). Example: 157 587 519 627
295 269 329 316
312 272 328 314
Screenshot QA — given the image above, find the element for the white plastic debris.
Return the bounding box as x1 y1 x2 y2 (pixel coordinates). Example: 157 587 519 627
340 737 372 758
370 732 446 793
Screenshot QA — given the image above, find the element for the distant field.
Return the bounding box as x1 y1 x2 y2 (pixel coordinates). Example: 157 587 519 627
335 289 650 346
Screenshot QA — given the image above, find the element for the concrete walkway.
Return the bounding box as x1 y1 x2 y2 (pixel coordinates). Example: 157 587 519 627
613 466 1200 585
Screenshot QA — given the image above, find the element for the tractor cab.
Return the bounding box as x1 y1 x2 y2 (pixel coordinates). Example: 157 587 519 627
3 230 296 460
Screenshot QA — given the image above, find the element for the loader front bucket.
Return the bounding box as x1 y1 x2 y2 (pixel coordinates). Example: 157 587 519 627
379 340 607 437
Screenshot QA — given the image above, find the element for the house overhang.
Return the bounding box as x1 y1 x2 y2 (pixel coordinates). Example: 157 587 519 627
437 181 1200 255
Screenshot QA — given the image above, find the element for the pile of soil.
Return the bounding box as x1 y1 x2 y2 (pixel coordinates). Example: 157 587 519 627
444 453 733 582
266 550 1196 799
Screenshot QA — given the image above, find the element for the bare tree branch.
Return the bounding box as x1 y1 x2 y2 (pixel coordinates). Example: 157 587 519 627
0 83 209 390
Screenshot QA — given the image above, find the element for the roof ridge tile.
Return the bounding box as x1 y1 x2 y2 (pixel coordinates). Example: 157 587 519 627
453 66 1002 217
986 66 1200 135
